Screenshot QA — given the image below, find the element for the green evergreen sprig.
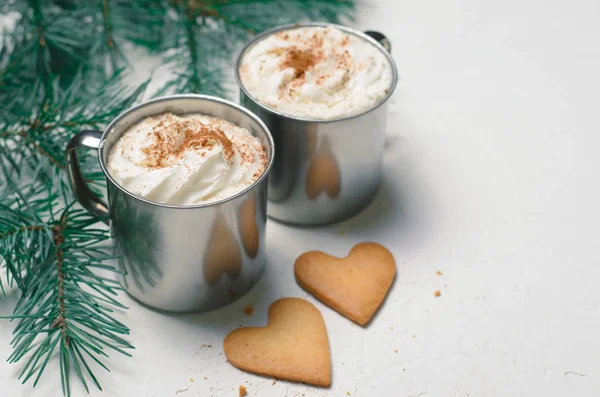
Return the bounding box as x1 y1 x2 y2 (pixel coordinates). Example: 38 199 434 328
0 71 147 396
158 0 354 96
0 0 354 395
3 205 130 395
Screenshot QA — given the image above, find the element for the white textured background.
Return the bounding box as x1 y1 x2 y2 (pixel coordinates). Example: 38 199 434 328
2 0 600 396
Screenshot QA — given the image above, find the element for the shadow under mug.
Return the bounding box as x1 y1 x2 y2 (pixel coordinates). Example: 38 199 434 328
65 95 275 313
235 23 398 225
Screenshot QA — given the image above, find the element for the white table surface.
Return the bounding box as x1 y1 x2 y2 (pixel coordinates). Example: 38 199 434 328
2 0 600 396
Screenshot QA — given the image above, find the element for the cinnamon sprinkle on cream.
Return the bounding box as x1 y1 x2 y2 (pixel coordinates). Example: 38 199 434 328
238 26 394 119
141 115 235 168
280 47 323 79
106 112 267 206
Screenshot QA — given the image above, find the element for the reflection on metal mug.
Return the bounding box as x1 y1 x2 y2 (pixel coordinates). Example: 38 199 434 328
239 194 260 259
66 95 274 312
203 213 242 286
305 136 341 200
235 23 398 225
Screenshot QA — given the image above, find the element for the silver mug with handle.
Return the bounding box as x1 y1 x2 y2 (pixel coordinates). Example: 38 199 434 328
235 23 398 225
66 95 274 312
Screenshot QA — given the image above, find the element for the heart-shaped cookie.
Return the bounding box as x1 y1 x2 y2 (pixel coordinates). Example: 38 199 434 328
203 214 242 286
223 298 331 387
305 137 341 200
295 242 396 326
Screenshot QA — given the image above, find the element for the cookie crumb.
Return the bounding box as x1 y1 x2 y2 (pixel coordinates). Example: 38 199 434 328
195 344 212 352
436 270 443 276
244 305 254 316
412 334 416 338
189 378 194 383
394 349 398 353
272 380 277 385
340 229 345 237
434 290 441 297
204 376 208 380
239 385 247 397
346 392 351 396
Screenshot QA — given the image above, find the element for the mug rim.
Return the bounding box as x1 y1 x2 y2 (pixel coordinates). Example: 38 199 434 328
97 94 275 210
234 22 399 124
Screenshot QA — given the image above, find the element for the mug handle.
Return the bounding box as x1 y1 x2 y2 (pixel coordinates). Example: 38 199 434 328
364 31 392 53
66 130 110 223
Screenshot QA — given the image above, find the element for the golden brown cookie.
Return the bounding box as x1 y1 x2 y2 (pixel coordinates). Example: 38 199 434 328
223 298 331 387
305 137 340 200
238 195 259 258
294 242 396 326
203 214 242 285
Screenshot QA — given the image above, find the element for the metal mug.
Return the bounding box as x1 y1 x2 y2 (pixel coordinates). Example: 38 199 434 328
235 23 398 225
66 95 274 312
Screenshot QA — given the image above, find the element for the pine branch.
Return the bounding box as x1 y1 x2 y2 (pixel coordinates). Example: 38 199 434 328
0 73 148 213
105 0 169 49
0 219 50 293
156 0 235 96
87 0 170 76
208 0 354 32
0 16 38 91
1 26 146 397
0 1 354 395
0 70 146 395
1 122 133 395
102 0 115 49
2 206 130 396
158 0 354 96
1 0 165 102
29 71 149 167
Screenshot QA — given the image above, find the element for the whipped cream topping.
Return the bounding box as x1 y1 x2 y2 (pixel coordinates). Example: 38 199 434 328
107 113 267 205
238 26 394 120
